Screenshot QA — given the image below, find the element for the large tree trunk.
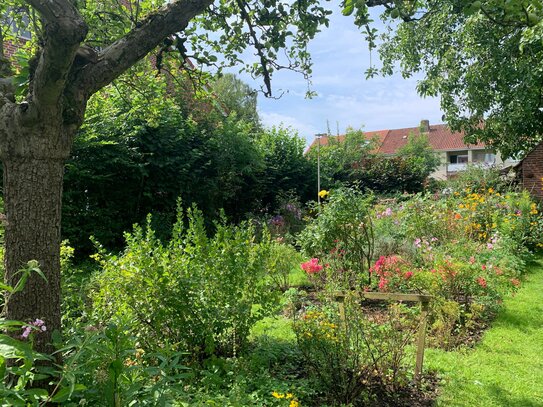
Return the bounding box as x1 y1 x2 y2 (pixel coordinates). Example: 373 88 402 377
3 155 65 354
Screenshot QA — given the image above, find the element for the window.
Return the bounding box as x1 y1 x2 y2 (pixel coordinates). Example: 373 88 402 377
449 154 468 164
5 9 32 40
484 153 496 164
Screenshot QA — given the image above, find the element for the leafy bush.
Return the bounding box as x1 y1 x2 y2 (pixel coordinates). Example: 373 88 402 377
265 243 304 291
61 323 190 406
91 206 279 361
297 188 375 289
448 165 516 194
293 297 418 405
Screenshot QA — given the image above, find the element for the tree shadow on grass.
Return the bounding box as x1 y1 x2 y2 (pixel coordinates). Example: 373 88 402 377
492 305 543 333
486 384 543 407
523 255 543 277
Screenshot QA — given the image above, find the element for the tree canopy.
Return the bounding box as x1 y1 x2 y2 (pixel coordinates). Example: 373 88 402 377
0 0 332 353
354 0 543 157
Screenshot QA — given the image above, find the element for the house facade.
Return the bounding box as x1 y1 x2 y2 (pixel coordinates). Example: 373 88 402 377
308 120 517 180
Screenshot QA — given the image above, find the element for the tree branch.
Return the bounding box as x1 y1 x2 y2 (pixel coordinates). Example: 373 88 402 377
365 0 394 7
24 0 87 110
236 0 272 97
78 0 214 97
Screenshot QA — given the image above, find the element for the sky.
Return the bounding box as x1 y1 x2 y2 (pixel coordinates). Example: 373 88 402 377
233 2 444 146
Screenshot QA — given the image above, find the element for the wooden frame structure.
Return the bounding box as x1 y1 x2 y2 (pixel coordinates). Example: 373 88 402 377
333 291 432 384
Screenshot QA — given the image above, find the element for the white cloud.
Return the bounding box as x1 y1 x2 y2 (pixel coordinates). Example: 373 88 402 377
235 0 445 147
259 112 320 143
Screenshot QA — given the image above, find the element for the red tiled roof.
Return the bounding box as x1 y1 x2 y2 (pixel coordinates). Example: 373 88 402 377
306 130 390 153
306 123 486 155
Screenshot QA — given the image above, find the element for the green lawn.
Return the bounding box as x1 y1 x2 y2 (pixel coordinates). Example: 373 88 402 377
427 256 543 406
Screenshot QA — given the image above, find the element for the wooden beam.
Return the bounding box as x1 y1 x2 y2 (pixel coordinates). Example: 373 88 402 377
332 290 432 386
333 291 432 303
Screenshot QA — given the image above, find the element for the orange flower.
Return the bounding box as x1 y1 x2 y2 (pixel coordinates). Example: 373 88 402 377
454 213 462 220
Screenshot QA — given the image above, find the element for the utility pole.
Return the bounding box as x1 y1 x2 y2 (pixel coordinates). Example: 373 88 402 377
317 134 321 206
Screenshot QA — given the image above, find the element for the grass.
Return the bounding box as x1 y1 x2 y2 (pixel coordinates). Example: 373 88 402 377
427 256 543 406
252 257 543 406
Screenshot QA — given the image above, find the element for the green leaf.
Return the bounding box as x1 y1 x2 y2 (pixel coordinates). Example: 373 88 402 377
0 334 33 359
108 359 124 377
50 384 86 403
342 0 354 16
25 388 49 399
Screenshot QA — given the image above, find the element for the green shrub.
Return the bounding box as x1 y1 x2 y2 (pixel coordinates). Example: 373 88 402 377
293 297 418 405
448 165 515 194
91 206 279 361
61 322 190 406
265 243 304 291
297 188 375 289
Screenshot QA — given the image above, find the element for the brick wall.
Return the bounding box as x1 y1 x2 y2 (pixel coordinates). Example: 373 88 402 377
522 142 543 200
4 40 19 59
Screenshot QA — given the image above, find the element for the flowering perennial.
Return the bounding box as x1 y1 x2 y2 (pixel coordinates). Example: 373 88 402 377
300 258 323 274
21 318 46 339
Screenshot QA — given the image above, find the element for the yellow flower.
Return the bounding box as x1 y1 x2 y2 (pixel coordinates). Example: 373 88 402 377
286 393 294 399
488 188 494 194
289 401 299 407
272 391 285 399
318 189 329 198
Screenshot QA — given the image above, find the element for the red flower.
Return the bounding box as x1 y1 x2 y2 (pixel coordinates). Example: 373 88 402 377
370 256 386 274
510 278 521 287
301 258 323 274
477 277 487 288
404 271 414 279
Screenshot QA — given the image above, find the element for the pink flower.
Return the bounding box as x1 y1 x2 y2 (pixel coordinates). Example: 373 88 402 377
469 256 476 264
21 319 47 339
487 243 494 250
21 326 32 339
301 258 323 274
370 256 386 274
404 271 413 279
482 264 487 271
378 277 388 291
477 277 487 288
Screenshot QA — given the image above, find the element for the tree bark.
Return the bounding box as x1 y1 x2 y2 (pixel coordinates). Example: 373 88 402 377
3 156 65 354
0 0 213 360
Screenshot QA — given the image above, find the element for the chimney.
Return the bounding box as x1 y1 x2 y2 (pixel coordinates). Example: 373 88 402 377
420 119 430 133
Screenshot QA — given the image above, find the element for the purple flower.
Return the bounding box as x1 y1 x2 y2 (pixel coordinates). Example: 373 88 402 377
34 319 45 327
21 326 32 339
269 215 285 227
21 318 47 339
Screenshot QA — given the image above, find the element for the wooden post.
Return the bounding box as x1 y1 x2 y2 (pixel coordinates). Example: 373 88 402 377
415 299 430 384
336 294 347 328
331 290 432 386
